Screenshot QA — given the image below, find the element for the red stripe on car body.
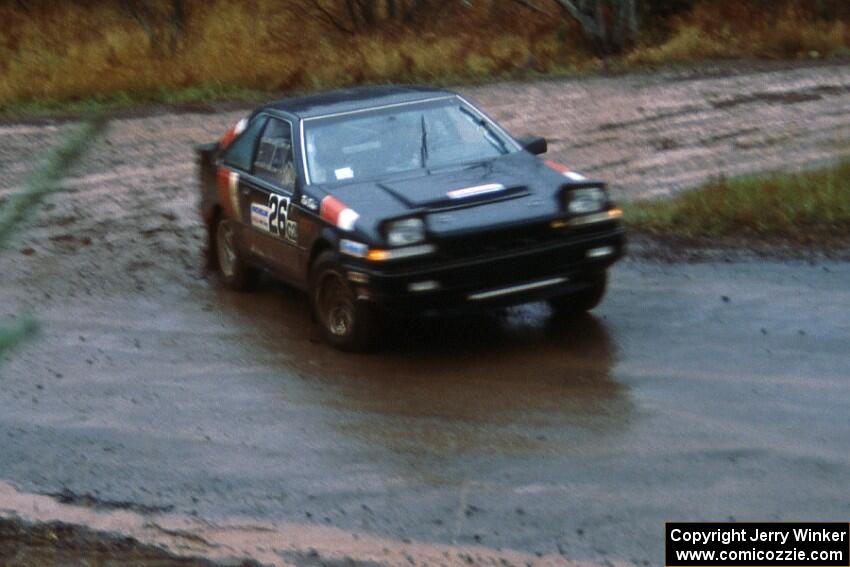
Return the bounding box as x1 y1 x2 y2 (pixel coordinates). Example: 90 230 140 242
220 118 247 150
220 126 238 149
217 166 234 217
320 196 359 231
320 195 347 225
545 160 572 174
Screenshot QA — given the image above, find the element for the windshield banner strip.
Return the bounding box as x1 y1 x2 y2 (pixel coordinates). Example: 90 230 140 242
303 96 455 122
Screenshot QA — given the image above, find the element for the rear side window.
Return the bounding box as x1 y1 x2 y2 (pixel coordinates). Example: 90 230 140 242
222 116 267 171
253 118 296 188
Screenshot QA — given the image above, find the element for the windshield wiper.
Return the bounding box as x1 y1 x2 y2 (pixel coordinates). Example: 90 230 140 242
419 114 428 168
427 159 493 175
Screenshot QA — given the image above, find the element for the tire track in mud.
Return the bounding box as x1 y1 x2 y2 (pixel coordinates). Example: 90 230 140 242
467 61 850 199
0 61 849 566
0 64 850 282
0 61 847 297
0 63 846 281
0 58 850 552
0 60 846 334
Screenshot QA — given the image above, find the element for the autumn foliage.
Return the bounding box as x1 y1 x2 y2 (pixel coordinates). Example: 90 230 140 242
0 0 847 111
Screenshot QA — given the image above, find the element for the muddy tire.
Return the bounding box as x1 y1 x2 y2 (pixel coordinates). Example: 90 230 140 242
549 272 607 316
214 218 259 291
310 251 380 351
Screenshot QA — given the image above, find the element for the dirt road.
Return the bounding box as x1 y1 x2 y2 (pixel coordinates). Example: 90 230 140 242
0 61 849 566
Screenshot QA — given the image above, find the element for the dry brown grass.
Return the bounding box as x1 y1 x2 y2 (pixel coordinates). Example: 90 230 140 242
0 0 574 111
630 1 850 64
1 0 848 112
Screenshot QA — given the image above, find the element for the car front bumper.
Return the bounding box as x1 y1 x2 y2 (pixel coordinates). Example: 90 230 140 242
344 225 626 316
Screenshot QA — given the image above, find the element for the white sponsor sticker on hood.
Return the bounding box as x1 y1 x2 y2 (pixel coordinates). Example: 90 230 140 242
447 183 506 199
335 167 354 180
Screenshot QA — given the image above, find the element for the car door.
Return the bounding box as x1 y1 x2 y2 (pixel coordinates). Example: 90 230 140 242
243 116 300 280
217 113 266 234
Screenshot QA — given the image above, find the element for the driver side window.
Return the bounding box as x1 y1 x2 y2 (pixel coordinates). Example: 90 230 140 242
253 117 296 189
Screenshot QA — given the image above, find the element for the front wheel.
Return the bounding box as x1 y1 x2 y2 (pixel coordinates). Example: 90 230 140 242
549 272 608 316
310 251 380 351
215 218 259 291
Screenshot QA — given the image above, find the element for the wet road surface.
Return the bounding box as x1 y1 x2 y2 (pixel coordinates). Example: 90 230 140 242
1 259 848 564
1 60 849 565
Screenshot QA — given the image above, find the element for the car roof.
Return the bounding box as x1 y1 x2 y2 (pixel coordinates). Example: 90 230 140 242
261 85 457 119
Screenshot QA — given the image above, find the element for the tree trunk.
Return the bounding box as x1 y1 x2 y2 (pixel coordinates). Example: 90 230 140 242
552 0 639 55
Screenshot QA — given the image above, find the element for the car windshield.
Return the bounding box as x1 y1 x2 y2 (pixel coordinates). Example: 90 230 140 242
303 98 515 184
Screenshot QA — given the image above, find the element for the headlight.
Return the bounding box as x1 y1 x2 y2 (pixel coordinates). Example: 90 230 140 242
386 218 426 247
567 187 607 214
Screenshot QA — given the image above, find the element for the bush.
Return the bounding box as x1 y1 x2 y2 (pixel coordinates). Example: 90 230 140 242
625 160 850 243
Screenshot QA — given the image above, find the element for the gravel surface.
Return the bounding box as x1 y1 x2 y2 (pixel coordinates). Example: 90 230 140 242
1 60 849 567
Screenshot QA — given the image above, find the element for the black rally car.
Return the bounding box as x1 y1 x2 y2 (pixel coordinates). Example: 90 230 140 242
197 85 625 350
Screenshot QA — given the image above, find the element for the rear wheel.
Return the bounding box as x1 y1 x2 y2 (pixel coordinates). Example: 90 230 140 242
549 272 607 316
215 218 259 291
310 251 380 351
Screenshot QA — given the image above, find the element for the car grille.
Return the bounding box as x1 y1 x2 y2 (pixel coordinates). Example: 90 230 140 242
437 222 561 261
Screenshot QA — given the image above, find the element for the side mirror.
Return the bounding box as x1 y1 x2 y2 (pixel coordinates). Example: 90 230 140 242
518 135 547 155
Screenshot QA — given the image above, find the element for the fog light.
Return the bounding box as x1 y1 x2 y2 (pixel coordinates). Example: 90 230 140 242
347 271 369 283
408 280 440 292
587 246 614 258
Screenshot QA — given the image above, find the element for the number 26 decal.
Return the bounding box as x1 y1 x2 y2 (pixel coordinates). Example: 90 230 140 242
268 194 298 243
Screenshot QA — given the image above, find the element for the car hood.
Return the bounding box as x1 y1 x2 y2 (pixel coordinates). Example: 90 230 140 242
316 153 584 240
376 164 531 209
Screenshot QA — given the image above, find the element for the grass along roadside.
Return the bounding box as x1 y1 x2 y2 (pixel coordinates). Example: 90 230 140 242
0 84 269 119
4 54 849 122
1 1 848 119
0 65 586 120
623 160 850 246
